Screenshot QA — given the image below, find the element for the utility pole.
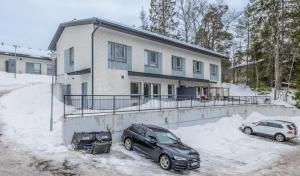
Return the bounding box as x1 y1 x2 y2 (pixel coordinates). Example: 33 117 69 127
50 51 57 132
13 45 20 78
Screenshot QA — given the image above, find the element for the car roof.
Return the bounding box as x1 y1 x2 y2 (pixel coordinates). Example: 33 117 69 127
262 120 294 124
134 124 170 132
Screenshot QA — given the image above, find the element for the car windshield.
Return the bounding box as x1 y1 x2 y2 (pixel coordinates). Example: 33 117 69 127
155 131 179 144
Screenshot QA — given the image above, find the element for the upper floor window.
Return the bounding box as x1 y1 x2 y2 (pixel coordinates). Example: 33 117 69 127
69 47 74 65
144 50 158 67
193 60 203 74
210 64 219 81
108 42 127 63
172 56 183 71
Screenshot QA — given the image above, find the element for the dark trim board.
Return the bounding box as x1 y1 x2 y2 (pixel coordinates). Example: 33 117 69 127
48 18 228 60
128 71 216 84
67 68 91 75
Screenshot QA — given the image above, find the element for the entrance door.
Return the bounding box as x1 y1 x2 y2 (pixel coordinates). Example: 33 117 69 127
6 59 16 73
65 84 72 105
82 82 88 108
144 83 151 98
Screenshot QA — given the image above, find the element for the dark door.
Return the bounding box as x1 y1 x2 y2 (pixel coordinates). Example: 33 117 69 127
82 82 88 108
143 83 151 98
131 126 147 153
6 59 16 73
65 84 72 105
141 130 159 159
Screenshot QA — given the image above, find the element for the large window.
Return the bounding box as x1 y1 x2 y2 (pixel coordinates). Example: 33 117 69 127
210 64 219 81
69 47 74 65
47 64 55 76
144 50 158 67
172 56 183 71
153 83 161 98
108 42 127 63
26 62 41 74
193 60 203 74
130 82 140 95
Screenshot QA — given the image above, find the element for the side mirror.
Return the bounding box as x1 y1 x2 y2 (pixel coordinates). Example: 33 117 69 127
149 137 157 144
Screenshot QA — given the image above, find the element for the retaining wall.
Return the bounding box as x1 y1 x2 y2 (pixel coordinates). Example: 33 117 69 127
63 104 300 144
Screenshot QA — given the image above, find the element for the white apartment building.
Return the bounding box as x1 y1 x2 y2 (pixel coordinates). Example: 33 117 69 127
0 50 55 75
49 18 228 98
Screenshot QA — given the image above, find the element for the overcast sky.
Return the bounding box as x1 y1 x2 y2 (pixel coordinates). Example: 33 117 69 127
0 0 248 50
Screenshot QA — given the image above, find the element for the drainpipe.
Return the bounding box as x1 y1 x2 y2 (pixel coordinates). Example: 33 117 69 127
91 21 100 108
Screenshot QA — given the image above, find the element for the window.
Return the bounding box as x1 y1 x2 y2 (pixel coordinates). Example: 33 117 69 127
47 64 55 76
268 122 283 128
108 42 127 63
153 83 161 98
26 62 41 74
143 83 151 98
130 82 140 95
168 84 174 98
210 64 219 81
172 56 183 71
193 60 203 74
144 50 158 67
69 47 74 65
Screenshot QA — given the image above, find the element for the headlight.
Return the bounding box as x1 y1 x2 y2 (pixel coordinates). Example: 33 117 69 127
174 156 187 161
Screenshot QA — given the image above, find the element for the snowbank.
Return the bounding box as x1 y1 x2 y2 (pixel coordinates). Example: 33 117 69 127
172 112 300 172
0 71 51 92
0 83 66 154
222 83 258 96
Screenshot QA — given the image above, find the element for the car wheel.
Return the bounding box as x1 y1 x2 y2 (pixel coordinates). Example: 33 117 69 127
124 138 132 150
244 127 253 135
160 154 171 170
275 134 285 142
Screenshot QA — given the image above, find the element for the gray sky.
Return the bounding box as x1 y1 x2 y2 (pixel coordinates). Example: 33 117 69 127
0 0 248 50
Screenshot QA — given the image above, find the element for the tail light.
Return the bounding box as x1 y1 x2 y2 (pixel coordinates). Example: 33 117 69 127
287 130 293 134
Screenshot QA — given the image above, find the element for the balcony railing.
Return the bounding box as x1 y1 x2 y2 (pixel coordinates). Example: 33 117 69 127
63 95 271 117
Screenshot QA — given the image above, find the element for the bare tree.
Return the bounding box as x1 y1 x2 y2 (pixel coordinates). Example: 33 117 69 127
140 6 149 30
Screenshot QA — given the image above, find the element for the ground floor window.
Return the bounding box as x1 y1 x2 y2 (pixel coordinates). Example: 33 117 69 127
143 83 151 98
153 83 161 98
26 62 41 74
168 84 174 98
130 82 140 96
47 64 55 75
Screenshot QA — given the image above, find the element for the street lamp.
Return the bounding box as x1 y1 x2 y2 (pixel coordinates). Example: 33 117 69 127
13 45 20 78
50 51 58 131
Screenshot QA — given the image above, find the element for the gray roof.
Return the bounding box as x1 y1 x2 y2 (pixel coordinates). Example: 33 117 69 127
48 17 228 60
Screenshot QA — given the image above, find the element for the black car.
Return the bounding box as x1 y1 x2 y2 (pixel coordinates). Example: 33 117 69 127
121 124 200 171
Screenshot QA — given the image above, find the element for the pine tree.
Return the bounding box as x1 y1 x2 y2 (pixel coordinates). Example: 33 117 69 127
139 6 149 30
149 0 178 37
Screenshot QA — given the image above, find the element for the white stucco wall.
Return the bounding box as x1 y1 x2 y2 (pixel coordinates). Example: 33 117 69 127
56 24 223 95
0 54 54 75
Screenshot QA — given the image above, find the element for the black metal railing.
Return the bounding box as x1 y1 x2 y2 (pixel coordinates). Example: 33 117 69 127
63 95 271 117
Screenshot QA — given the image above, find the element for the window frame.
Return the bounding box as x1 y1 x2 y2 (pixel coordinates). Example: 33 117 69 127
168 84 174 98
108 41 127 63
130 82 140 96
26 62 41 74
144 50 159 68
47 64 55 76
193 60 203 74
69 47 74 65
210 64 219 80
152 83 161 98
172 56 183 71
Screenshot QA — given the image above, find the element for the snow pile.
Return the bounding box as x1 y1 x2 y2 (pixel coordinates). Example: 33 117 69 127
0 83 66 154
172 112 300 172
0 71 51 92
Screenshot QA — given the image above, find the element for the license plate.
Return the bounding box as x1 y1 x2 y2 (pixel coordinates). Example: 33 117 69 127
190 162 198 167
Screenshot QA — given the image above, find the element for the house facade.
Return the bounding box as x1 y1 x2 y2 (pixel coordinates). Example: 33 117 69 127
49 18 228 98
0 51 55 75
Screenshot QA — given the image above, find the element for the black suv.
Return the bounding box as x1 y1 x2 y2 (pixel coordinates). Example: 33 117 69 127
121 124 200 171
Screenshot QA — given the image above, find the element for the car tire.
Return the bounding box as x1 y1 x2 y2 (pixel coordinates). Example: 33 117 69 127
124 138 133 150
244 127 253 135
275 134 285 142
160 154 171 170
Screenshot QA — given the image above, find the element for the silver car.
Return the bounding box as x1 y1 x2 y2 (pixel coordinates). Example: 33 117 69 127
240 120 298 142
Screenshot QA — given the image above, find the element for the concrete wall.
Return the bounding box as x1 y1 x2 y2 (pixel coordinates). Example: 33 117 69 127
0 54 54 75
62 105 300 144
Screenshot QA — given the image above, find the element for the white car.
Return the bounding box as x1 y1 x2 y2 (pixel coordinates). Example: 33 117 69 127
240 120 298 142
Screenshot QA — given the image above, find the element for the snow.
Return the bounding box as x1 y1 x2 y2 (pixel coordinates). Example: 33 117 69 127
0 44 51 58
172 112 300 172
222 83 258 96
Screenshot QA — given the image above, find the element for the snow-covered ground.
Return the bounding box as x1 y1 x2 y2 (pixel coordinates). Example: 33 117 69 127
0 72 300 175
